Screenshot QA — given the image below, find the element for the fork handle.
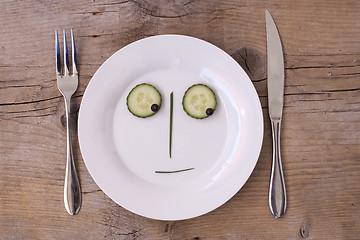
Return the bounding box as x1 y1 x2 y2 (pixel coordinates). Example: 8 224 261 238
269 118 286 218
63 97 81 215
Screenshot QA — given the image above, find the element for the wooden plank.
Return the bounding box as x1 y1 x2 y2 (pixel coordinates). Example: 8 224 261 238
1 0 359 239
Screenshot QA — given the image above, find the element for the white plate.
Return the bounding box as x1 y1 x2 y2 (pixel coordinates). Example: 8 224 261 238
78 35 263 221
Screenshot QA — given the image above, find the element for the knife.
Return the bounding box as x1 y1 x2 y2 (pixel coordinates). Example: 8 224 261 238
265 10 287 218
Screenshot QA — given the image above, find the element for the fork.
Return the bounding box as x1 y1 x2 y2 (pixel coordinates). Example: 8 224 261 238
56 29 81 215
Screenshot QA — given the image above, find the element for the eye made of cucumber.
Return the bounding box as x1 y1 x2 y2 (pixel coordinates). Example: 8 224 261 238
182 84 217 119
127 83 162 118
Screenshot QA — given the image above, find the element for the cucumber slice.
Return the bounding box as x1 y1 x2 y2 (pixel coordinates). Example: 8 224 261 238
182 84 217 119
127 83 162 118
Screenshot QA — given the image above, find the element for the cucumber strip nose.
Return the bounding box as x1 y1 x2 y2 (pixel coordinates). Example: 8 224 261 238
169 92 173 158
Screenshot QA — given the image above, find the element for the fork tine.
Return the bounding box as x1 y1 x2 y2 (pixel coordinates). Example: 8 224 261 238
71 29 78 76
55 30 61 75
63 29 70 76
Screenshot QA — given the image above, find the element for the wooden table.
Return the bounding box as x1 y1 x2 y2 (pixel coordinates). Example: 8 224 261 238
1 0 359 239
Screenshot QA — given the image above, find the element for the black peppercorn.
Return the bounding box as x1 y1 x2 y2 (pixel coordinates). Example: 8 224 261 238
206 108 214 116
151 104 159 112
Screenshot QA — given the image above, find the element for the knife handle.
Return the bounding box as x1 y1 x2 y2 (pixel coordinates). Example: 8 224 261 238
269 117 286 218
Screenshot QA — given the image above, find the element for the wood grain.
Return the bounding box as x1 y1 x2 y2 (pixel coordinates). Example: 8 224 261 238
1 0 359 239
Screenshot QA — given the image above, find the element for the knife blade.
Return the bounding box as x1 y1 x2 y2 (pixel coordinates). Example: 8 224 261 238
265 10 287 218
